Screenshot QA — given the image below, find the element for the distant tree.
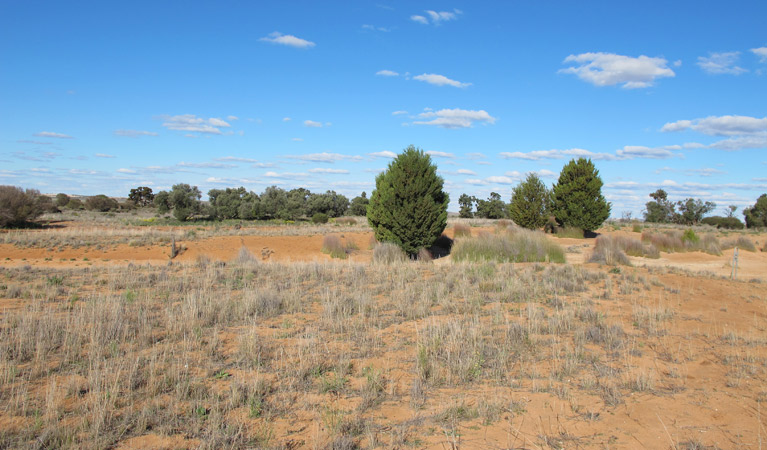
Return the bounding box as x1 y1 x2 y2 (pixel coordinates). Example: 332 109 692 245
348 192 369 216
367 145 449 257
128 186 154 207
280 188 310 220
36 195 59 213
154 191 170 213
644 189 675 223
208 187 249 220
166 184 202 221
509 173 550 229
458 194 475 218
701 216 744 230
306 190 349 218
673 198 715 225
744 194 767 228
475 192 507 219
725 205 738 218
0 186 44 227
55 193 70 208
66 198 84 210
551 158 610 232
259 186 288 219
85 195 119 212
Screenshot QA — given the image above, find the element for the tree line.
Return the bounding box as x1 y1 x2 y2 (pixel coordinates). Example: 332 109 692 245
643 189 767 229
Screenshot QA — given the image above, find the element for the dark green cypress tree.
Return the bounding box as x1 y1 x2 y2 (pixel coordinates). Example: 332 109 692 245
551 158 611 232
367 146 449 257
509 173 550 229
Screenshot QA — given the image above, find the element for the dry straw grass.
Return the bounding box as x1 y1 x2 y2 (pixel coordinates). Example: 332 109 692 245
589 235 660 266
452 227 565 263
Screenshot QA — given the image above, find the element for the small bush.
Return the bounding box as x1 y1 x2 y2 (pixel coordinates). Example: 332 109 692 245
588 236 632 266
681 229 699 244
372 242 407 264
452 228 565 263
312 213 329 224
452 223 471 238
66 198 84 210
85 194 119 212
0 185 44 227
322 235 348 259
555 226 584 239
722 236 757 252
631 222 642 233
335 217 357 225
417 248 433 262
543 216 558 234
642 231 684 252
701 216 744 230
235 246 258 264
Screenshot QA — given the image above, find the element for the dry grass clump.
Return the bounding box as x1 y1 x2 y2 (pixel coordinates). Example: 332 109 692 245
555 226 585 239
335 217 357 226
722 235 757 252
641 230 721 255
234 245 258 264
589 235 659 265
372 242 407 264
452 228 565 263
452 223 472 238
322 235 357 259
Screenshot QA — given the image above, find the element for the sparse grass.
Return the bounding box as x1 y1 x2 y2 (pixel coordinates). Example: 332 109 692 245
372 242 407 264
642 229 721 255
452 228 565 263
452 223 471 238
322 235 357 259
722 235 757 252
555 226 584 239
589 235 659 266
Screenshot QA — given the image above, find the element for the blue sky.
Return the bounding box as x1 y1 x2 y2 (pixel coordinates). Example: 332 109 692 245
1 0 766 218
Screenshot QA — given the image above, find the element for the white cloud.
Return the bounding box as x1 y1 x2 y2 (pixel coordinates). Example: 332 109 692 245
413 108 496 129
392 110 408 116
215 156 258 163
615 145 675 159
161 114 231 134
177 161 236 169
661 115 767 149
259 32 315 49
412 9 461 25
291 138 303 141
426 150 454 158
499 148 617 161
34 131 73 139
227 115 239 121
286 152 363 163
303 120 323 127
752 47 767 63
486 176 516 184
264 171 309 179
456 169 477 176
362 24 390 32
95 153 115 158
114 129 158 138
709 135 767 151
697 52 747 75
537 169 557 178
308 168 350 174
560 52 675 88
466 152 487 160
369 151 397 158
376 70 399 77
413 73 470 88
283 117 291 122
252 162 276 168
117 168 136 174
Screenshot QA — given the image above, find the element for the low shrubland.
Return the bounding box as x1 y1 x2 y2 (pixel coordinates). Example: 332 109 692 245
641 229 722 255
589 235 660 266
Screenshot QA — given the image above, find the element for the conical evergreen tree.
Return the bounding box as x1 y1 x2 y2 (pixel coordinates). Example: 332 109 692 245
551 158 610 232
367 146 449 257
509 173 550 229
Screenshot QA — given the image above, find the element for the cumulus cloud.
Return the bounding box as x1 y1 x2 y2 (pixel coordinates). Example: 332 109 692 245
161 114 231 134
308 168 350 174
560 52 675 88
391 110 408 116
615 145 675 159
456 169 477 175
34 131 73 139
286 152 363 163
376 69 399 76
114 129 158 137
303 120 323 127
412 108 496 129
753 47 767 63
499 148 617 161
259 32 315 48
661 115 767 136
368 151 397 158
697 52 747 75
413 73 471 88
426 150 454 158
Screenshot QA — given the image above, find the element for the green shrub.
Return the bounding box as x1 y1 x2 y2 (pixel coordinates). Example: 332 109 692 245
681 228 699 244
66 198 84 210
85 194 119 212
631 222 642 233
367 146 449 257
0 186 44 227
452 228 565 263
701 216 744 230
312 213 329 224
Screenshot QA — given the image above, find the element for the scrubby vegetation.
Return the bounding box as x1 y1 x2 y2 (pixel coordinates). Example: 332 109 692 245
0 185 45 228
452 227 565 263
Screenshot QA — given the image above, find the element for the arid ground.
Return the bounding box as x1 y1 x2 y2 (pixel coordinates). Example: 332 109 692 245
1 214 766 449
